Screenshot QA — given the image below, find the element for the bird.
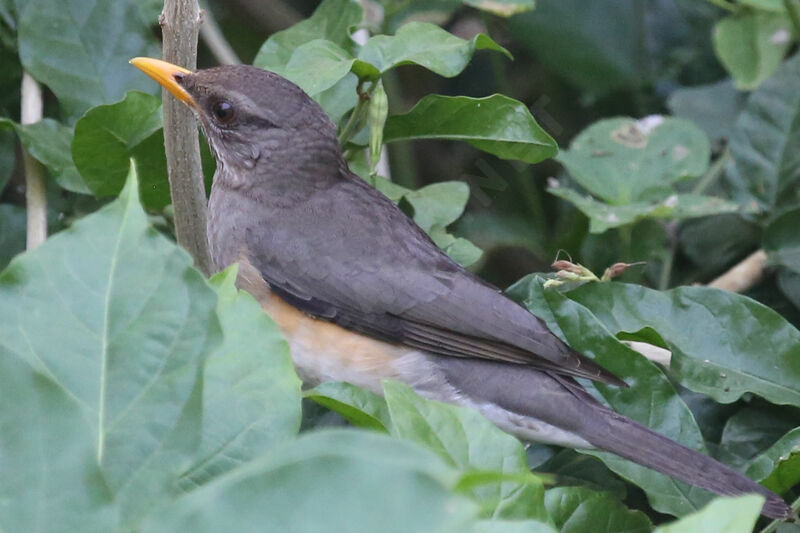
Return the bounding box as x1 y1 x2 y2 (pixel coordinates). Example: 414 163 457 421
130 57 791 520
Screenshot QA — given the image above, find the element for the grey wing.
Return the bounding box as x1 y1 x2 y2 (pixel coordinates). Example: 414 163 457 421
246 172 624 386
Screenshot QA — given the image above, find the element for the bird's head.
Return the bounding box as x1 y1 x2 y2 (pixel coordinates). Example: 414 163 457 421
130 58 339 179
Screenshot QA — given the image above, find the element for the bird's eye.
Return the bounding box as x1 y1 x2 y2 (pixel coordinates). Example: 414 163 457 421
211 100 235 124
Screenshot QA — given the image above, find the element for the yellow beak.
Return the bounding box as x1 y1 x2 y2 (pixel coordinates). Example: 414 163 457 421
129 57 195 107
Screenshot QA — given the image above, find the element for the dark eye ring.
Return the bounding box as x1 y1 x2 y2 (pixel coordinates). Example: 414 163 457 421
211 100 235 124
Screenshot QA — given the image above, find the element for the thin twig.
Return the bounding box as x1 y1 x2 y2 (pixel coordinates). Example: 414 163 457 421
21 71 46 250
200 4 240 65
160 0 212 276
707 250 767 293
227 0 302 33
692 149 730 195
706 0 736 12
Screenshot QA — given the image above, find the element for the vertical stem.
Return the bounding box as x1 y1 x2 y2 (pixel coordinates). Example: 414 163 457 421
160 0 212 276
21 71 46 250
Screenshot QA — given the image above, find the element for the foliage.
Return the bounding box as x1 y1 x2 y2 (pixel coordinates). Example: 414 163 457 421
1 0 799 531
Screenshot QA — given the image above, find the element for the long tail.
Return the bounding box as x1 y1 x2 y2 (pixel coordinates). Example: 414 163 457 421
553 375 792 520
435 357 793 519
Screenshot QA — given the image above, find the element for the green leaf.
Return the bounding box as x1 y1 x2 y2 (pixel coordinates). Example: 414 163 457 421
16 0 160 121
0 128 16 193
473 520 556 533
712 10 791 91
385 94 557 164
141 429 477 533
739 0 787 12
16 118 88 193
383 381 549 521
188 266 303 484
746 427 800 493
305 381 392 432
508 278 715 517
727 53 800 208
562 282 800 406
548 187 747 233
358 22 510 77
764 207 800 274
717 405 799 470
253 0 363 72
279 40 377 96
0 164 220 523
544 487 652 533
652 495 764 533
0 351 116 532
556 117 710 204
463 0 535 17
0 204 26 271
72 91 170 210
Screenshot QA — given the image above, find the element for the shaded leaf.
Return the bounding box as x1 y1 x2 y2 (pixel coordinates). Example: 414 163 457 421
305 381 391 432
652 495 764 533
548 187 747 233
556 117 710 204
463 0 535 17
712 10 791 91
667 80 747 145
718 405 800 470
358 22 510 77
385 94 557 164
141 429 477 533
16 0 159 120
383 380 550 521
544 486 652 533
727 53 800 207
764 207 800 274
0 204 25 270
72 91 169 210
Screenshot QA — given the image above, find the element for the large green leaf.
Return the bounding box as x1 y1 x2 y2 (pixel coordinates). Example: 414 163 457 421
16 0 159 121
462 0 534 16
548 187 747 233
0 164 220 527
358 22 510 77
712 9 791 91
72 91 169 210
0 352 115 533
563 282 800 406
253 0 362 72
141 429 477 533
278 40 374 96
385 94 557 164
508 277 715 517
727 53 800 207
652 495 764 533
556 117 710 204
764 207 800 274
544 487 652 533
383 381 549 521
185 266 302 485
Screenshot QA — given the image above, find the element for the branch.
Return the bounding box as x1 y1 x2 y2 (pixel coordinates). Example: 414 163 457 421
200 5 240 65
21 71 46 250
707 249 767 293
160 0 212 276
